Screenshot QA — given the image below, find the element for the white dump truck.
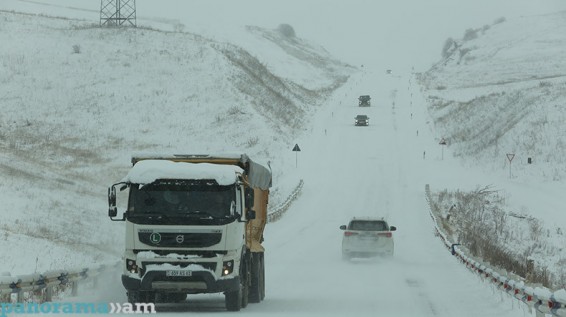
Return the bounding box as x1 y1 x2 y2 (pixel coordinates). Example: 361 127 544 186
108 154 271 311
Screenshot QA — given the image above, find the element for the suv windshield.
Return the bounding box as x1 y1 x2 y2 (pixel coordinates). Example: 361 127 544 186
128 179 236 219
349 220 388 231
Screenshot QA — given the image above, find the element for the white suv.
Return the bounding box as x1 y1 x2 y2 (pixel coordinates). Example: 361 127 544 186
340 217 396 260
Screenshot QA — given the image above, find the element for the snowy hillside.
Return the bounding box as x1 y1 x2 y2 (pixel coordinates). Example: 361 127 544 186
419 11 566 182
0 10 353 274
419 11 566 289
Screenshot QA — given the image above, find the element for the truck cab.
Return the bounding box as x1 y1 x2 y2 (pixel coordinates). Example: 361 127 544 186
108 154 270 311
358 95 371 106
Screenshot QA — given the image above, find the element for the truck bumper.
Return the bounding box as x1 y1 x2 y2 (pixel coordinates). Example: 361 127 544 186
122 272 239 294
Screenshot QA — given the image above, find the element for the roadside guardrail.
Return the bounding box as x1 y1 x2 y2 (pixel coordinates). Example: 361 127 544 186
0 262 119 303
267 179 303 223
425 184 566 317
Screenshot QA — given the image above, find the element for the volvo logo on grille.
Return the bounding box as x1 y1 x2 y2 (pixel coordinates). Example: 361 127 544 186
176 235 185 243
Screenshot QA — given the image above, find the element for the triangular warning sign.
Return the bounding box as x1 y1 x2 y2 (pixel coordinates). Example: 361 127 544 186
292 144 301 151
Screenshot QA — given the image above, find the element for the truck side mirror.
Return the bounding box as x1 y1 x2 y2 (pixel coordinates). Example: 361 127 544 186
245 187 254 209
108 183 127 221
246 209 256 220
108 186 117 218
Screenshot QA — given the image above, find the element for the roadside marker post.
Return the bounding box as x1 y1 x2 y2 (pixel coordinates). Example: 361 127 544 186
439 138 447 160
506 153 515 178
292 144 301 168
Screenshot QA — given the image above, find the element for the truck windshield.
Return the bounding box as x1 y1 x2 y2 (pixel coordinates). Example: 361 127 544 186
128 179 236 219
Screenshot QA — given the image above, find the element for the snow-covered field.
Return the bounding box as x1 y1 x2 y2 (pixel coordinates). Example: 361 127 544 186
1 0 566 316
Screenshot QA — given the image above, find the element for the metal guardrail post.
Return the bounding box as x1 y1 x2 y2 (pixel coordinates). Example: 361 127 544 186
71 281 78 296
10 279 22 302
16 289 23 303
45 285 53 302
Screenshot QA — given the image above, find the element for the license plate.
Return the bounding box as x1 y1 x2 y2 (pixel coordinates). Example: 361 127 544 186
166 270 192 277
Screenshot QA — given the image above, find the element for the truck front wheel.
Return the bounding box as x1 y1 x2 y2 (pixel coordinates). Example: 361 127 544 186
249 253 264 303
225 286 242 311
260 254 265 300
226 272 248 311
241 260 249 308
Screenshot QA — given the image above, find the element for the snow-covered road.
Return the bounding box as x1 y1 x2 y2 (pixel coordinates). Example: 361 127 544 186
252 70 525 317
85 69 529 317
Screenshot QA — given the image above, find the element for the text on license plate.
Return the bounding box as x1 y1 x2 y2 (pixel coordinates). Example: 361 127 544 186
166 270 192 277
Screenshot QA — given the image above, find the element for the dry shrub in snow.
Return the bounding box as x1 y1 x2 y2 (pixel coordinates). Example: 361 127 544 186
72 44 81 54
429 186 560 289
463 28 478 41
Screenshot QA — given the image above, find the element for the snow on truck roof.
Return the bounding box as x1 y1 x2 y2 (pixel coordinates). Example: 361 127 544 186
122 160 243 185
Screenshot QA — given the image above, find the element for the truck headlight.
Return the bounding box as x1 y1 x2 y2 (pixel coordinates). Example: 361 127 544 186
222 260 234 276
126 259 139 274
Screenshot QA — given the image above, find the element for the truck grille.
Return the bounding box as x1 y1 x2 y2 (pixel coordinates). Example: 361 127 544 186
138 232 222 248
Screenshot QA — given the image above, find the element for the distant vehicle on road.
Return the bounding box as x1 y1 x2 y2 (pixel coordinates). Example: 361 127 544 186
354 115 369 126
340 217 396 260
358 95 371 107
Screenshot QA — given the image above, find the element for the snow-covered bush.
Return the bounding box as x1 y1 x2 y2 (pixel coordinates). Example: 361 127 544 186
277 24 296 38
463 28 478 41
441 37 455 59
493 16 506 25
